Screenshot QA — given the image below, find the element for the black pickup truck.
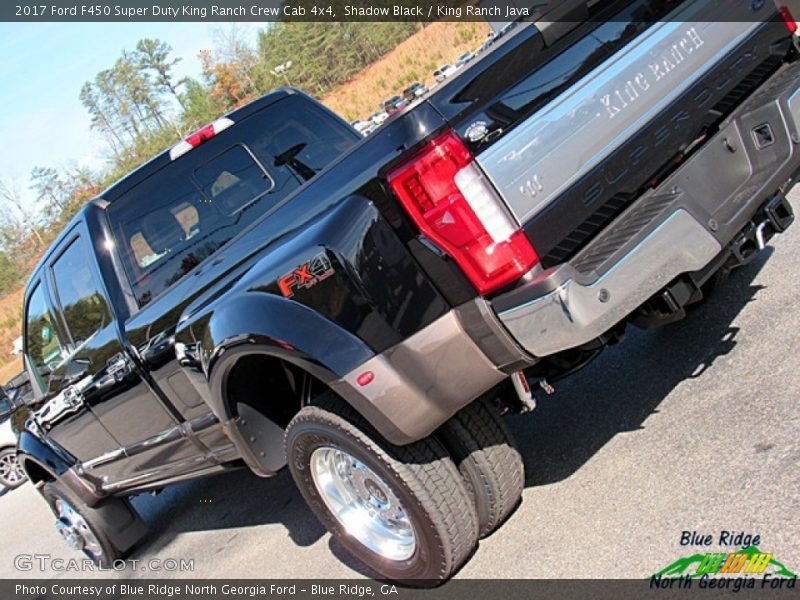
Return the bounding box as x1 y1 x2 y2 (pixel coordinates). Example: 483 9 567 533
17 0 800 583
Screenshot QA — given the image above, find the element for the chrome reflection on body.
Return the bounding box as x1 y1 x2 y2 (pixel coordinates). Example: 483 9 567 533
310 446 416 561
53 497 103 558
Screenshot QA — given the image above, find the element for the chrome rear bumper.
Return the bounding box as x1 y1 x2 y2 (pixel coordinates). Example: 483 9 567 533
492 60 800 358
495 210 720 357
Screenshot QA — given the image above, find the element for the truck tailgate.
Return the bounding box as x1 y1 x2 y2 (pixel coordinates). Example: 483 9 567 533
465 0 786 267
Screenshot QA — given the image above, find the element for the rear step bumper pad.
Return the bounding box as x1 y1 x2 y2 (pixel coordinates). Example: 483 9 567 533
495 210 720 357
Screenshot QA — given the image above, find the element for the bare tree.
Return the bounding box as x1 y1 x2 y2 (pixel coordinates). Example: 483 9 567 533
0 179 44 250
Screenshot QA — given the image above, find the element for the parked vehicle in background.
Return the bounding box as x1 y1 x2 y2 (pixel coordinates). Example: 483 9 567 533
382 96 410 115
350 119 375 136
0 389 25 490
0 420 25 490
368 110 389 126
433 63 459 82
498 21 518 37
402 82 428 101
15 1 800 584
455 51 475 67
478 39 496 54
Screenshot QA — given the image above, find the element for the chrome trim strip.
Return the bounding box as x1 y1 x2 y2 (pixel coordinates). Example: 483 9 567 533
101 454 212 492
79 412 222 472
477 1 769 224
496 210 721 357
79 448 126 471
108 462 241 495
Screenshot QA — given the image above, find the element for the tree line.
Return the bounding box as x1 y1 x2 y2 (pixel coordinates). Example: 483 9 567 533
0 21 421 297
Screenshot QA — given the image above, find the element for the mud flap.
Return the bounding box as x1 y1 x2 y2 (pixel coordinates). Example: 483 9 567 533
234 403 287 473
95 498 149 553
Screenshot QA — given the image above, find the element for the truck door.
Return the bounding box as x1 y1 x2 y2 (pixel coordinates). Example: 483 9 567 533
44 226 214 490
24 278 120 465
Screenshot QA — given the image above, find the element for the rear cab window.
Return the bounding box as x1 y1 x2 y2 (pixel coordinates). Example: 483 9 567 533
106 94 358 307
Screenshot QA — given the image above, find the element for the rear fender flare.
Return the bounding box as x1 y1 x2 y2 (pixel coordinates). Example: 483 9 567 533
178 296 382 475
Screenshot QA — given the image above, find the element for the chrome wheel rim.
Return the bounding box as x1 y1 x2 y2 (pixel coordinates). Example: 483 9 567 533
53 497 103 559
0 451 24 486
310 446 416 561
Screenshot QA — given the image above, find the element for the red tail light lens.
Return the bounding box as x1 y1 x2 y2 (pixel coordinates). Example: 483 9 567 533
186 123 217 147
779 5 798 34
387 131 538 294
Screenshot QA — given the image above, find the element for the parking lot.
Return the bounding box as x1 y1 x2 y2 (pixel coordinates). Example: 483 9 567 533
0 191 798 581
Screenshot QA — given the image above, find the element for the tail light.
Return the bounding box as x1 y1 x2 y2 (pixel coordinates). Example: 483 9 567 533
778 5 798 34
387 131 538 294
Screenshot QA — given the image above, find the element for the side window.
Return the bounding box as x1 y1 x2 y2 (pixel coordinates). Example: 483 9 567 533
108 170 211 307
0 395 10 419
25 283 65 382
51 237 113 346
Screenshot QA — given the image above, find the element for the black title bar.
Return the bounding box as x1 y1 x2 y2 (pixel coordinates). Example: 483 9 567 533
2 0 788 22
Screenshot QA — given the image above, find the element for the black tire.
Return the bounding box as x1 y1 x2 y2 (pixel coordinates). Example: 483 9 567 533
0 447 27 489
436 398 524 538
42 481 125 568
285 393 478 585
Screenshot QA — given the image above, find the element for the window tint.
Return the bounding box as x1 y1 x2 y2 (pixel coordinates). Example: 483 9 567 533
250 95 358 182
108 168 212 307
25 283 65 381
51 237 113 345
194 145 273 215
107 95 358 307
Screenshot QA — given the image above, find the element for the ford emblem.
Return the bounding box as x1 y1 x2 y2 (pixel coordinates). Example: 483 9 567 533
465 121 489 143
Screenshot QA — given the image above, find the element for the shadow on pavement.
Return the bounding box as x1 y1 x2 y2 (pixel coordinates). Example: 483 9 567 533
508 248 772 487
129 468 326 559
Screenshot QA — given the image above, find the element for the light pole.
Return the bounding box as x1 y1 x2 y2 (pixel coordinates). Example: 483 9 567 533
270 60 293 86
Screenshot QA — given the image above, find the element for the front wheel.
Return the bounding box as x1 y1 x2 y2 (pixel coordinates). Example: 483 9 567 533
42 481 131 568
0 447 27 489
285 394 478 584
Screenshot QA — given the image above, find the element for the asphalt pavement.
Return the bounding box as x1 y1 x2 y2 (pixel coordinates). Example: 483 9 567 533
0 190 798 581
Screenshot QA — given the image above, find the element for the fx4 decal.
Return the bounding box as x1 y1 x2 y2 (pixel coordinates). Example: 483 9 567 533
278 253 335 298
